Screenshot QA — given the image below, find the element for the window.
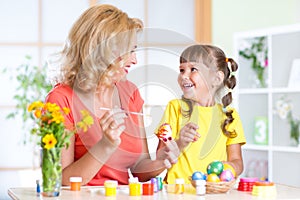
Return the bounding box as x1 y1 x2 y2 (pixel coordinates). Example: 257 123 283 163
0 0 211 182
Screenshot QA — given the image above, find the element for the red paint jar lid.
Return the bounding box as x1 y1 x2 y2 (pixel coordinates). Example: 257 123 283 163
238 180 257 191
142 183 154 195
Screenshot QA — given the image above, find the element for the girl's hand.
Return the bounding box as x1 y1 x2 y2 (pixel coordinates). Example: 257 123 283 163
156 140 180 169
176 122 200 150
99 108 127 147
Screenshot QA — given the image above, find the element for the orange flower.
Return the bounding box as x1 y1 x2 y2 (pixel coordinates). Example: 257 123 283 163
28 101 94 150
28 101 43 112
34 109 42 118
50 111 64 124
44 102 60 113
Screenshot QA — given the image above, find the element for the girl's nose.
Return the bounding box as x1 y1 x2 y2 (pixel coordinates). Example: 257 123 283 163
182 72 190 80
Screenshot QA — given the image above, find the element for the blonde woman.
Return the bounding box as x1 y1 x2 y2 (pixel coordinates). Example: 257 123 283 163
46 4 179 186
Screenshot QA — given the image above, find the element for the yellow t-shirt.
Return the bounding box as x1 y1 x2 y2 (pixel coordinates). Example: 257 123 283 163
155 99 246 184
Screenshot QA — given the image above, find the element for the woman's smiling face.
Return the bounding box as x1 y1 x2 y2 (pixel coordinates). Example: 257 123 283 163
112 46 138 83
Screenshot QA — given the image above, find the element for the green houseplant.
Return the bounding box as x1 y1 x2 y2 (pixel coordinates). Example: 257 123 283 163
5 55 52 144
274 96 300 146
239 36 268 88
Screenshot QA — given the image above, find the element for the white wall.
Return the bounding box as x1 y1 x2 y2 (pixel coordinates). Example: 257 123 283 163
212 0 300 55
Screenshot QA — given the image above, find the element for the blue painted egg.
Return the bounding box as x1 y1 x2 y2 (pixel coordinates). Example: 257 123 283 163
192 171 206 180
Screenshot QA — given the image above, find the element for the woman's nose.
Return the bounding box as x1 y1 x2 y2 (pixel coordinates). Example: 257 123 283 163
131 52 137 64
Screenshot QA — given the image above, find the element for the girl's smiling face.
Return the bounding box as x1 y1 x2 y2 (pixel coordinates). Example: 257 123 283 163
178 62 217 106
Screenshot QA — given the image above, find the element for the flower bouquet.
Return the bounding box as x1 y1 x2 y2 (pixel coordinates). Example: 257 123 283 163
239 36 268 88
274 96 300 146
28 101 94 196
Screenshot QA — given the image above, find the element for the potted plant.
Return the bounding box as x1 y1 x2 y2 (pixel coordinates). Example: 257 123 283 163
4 55 52 144
239 36 268 88
274 96 300 146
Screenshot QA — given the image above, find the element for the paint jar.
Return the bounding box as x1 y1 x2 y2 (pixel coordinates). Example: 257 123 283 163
104 180 118 196
69 177 82 191
151 178 158 193
175 178 184 194
195 180 206 195
142 183 154 195
156 176 163 191
129 182 141 196
129 177 139 183
129 177 141 196
36 180 41 196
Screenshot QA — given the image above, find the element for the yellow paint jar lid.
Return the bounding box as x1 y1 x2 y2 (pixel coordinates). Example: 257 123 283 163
104 180 118 188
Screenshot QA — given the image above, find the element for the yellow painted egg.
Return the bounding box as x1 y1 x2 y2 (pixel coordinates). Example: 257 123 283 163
223 163 236 177
206 173 220 182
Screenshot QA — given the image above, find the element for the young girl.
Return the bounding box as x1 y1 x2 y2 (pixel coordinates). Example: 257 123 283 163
155 44 246 184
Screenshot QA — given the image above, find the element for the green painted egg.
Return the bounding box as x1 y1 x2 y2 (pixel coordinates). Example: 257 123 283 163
207 161 224 175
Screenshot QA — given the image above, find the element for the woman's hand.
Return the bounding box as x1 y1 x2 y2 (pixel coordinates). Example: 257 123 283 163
176 122 200 151
99 108 127 147
156 140 180 169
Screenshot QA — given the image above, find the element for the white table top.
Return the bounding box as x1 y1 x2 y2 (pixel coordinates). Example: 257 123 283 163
8 184 300 200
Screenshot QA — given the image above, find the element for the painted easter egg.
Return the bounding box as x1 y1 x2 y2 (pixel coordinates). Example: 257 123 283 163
192 171 206 180
207 161 224 175
157 123 172 142
206 173 220 182
219 170 234 182
223 163 236 177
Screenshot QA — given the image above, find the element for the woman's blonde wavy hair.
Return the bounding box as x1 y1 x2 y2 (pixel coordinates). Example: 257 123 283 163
54 4 143 92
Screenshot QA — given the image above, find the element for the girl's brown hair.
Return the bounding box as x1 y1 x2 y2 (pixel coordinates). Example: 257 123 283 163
180 44 238 138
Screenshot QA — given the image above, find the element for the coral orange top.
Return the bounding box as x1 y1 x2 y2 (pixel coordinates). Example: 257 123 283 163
46 80 144 185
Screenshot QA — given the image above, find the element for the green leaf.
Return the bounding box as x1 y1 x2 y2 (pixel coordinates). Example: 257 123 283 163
3 56 53 144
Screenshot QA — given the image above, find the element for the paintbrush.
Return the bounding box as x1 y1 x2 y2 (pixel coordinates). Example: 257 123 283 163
99 107 150 116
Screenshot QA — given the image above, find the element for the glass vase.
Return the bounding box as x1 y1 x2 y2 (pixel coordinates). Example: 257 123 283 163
290 120 300 147
290 122 300 147
252 69 268 88
42 147 62 197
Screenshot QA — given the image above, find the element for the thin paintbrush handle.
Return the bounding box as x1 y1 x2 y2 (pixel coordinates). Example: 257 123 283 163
99 107 148 116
